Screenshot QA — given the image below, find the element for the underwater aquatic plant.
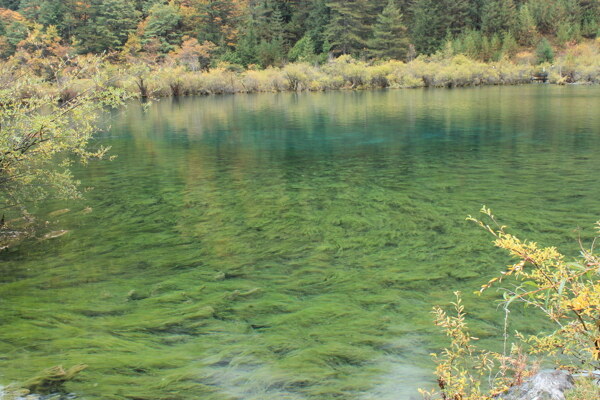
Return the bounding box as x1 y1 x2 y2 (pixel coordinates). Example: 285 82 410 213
424 207 600 399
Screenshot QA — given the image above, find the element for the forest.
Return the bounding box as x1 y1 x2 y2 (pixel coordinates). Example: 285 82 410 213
0 0 598 66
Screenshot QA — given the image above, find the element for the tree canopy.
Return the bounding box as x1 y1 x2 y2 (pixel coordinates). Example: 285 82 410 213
0 0 596 64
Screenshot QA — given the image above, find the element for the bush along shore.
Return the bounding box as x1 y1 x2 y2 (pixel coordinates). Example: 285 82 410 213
420 208 600 400
4 32 600 102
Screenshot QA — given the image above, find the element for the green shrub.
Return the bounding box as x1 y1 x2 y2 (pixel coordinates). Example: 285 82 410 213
536 38 555 64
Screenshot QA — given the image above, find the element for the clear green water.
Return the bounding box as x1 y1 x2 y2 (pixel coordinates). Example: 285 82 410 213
2 86 600 400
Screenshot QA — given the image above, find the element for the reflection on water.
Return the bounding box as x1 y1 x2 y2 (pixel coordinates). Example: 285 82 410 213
2 86 600 399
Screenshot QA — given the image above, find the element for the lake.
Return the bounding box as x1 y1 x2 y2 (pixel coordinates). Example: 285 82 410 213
2 86 600 399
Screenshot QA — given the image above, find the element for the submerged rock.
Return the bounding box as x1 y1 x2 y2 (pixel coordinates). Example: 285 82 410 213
48 209 70 218
23 365 87 395
41 231 69 240
126 289 149 301
227 288 262 300
499 370 575 400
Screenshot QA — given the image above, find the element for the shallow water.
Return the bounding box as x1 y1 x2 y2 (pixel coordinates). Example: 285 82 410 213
2 86 600 399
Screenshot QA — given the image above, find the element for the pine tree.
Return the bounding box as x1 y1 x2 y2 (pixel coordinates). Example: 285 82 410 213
527 0 560 34
142 2 183 53
481 0 516 35
442 0 473 35
285 0 311 43
325 0 371 56
368 0 409 60
516 4 538 46
288 34 316 62
0 0 20 10
306 0 330 54
234 17 259 66
579 0 600 38
411 0 445 54
535 37 554 63
268 8 286 64
2 20 27 56
74 0 140 53
194 0 246 48
19 0 74 36
501 31 518 57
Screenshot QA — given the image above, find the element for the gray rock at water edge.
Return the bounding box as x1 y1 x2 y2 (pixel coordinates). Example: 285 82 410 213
498 370 575 400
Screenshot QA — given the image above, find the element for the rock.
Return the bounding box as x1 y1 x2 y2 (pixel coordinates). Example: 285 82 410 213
23 365 87 395
48 209 70 218
213 272 226 281
499 369 575 400
126 289 148 301
227 288 262 300
41 230 69 240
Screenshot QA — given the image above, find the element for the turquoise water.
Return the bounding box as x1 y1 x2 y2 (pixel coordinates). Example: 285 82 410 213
2 86 600 399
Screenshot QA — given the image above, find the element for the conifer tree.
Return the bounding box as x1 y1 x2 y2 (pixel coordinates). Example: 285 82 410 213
288 34 316 62
501 31 518 57
18 0 73 36
234 19 259 66
411 0 445 54
481 0 517 35
579 0 600 38
527 0 560 34
368 0 409 60
263 7 286 64
0 0 20 10
306 0 330 54
143 2 183 53
536 37 554 63
194 0 245 48
325 0 371 56
442 0 473 35
74 0 140 53
516 3 538 46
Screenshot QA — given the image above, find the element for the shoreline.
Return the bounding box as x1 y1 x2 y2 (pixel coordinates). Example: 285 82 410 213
94 56 600 100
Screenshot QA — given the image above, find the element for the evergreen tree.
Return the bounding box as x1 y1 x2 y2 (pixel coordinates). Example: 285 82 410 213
285 0 312 43
325 0 371 56
481 0 516 35
74 0 140 53
0 0 20 10
528 0 561 34
461 29 483 58
263 7 286 64
306 0 330 54
288 34 317 62
194 0 245 48
2 20 27 55
579 0 600 38
411 0 445 54
490 32 502 60
468 0 486 29
516 4 538 46
368 0 409 60
0 0 594 61
19 0 73 36
270 7 286 43
442 0 473 35
535 37 554 63
234 18 259 66
143 1 182 53
501 31 518 57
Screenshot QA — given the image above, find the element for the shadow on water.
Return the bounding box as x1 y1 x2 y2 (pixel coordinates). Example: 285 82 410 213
2 86 600 399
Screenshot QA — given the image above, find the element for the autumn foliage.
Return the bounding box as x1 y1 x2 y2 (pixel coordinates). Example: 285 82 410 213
423 207 600 399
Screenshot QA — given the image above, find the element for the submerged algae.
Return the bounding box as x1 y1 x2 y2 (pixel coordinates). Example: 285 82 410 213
2 87 600 399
